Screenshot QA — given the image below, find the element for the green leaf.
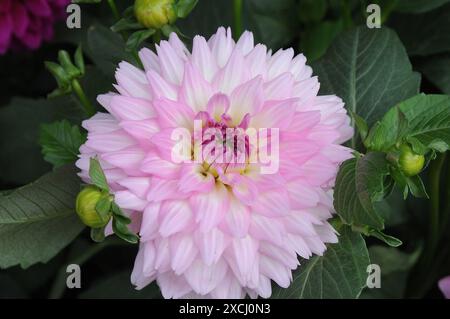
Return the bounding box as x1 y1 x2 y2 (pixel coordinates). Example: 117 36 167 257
419 54 450 95
87 24 135 76
175 0 199 18
95 196 112 221
112 218 139 244
74 45 85 75
111 17 143 33
0 97 82 185
397 94 450 152
350 111 369 144
395 0 450 13
111 202 132 224
298 0 327 24
368 229 403 247
312 26 420 148
90 227 106 243
406 175 429 198
366 108 408 152
391 3 450 56
334 153 389 230
89 158 109 192
272 227 370 298
0 165 84 269
39 120 86 168
126 29 156 51
300 19 344 62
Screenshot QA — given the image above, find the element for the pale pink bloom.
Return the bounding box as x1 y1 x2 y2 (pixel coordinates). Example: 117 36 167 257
439 276 450 298
77 27 353 298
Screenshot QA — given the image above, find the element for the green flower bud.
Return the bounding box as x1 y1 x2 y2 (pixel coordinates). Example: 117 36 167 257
398 144 425 177
134 0 177 29
76 186 112 228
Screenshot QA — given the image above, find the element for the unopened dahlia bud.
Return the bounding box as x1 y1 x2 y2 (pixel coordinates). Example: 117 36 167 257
76 186 112 228
134 0 177 29
398 144 425 176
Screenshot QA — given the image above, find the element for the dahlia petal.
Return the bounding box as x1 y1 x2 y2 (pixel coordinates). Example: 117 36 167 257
251 189 290 217
156 40 184 84
159 200 193 237
206 93 230 121
114 190 147 210
210 273 244 299
178 163 215 194
259 255 291 288
157 269 192 299
86 131 136 152
101 147 146 172
256 275 272 299
227 236 259 288
439 276 450 299
195 228 228 266
141 153 180 179
154 238 171 271
208 26 234 68
117 177 151 198
116 61 152 100
142 241 157 277
190 183 229 232
267 48 294 80
140 202 161 241
82 112 119 133
184 258 228 295
286 179 320 209
235 30 254 55
153 98 195 130
11 2 28 37
264 72 294 100
260 242 299 270
228 76 263 124
250 98 297 129
213 49 249 95
146 70 178 100
170 234 198 275
119 119 159 142
192 35 217 82
131 244 155 289
147 179 183 202
139 47 161 74
109 95 155 121
245 44 267 79
179 62 213 112
287 111 321 133
222 197 250 238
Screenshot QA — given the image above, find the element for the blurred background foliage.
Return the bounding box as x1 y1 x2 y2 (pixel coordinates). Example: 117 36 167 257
1 0 450 298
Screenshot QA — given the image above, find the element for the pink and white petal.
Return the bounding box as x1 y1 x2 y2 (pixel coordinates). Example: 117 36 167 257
235 30 254 55
153 98 195 130
138 47 161 74
184 258 228 295
116 61 152 100
157 271 192 299
101 147 146 172
192 35 218 82
221 196 250 238
141 152 181 179
194 228 228 266
142 241 157 277
190 183 229 232
170 234 198 275
245 44 267 79
140 202 161 241
251 189 290 218
109 95 155 121
147 179 184 202
249 215 285 246
179 62 213 112
119 119 159 143
286 179 320 209
146 69 178 100
82 112 119 134
131 243 155 290
85 131 136 152
208 26 234 68
213 50 250 95
178 163 215 194
159 200 193 237
210 273 245 299
266 48 294 80
259 255 292 288
114 190 147 210
264 72 294 100
156 40 185 84
228 76 264 124
250 98 297 129
206 93 230 122
117 177 151 198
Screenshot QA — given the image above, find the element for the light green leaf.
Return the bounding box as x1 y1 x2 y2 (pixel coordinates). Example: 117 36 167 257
334 153 389 230
312 26 420 148
126 29 156 51
175 0 199 18
272 227 369 298
0 165 84 269
89 158 109 192
397 94 450 152
39 120 86 168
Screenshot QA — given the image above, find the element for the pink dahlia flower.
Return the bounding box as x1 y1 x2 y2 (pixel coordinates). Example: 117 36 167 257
77 27 353 298
0 0 70 54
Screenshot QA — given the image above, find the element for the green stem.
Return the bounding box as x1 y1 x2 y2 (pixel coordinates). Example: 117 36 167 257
72 79 95 117
48 238 128 299
107 0 120 21
427 154 445 258
233 0 243 38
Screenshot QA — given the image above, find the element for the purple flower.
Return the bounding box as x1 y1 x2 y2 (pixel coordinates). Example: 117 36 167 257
0 0 70 54
439 276 450 298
